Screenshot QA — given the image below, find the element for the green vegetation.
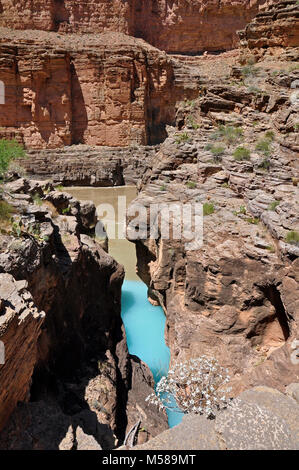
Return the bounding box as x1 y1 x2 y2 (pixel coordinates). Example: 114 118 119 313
0 200 14 223
233 146 251 161
32 194 43 206
259 157 271 171
186 181 197 189
175 132 190 144
241 65 258 78
62 206 70 215
0 139 25 179
255 132 275 158
264 130 275 141
160 184 167 192
211 125 243 147
268 200 280 211
266 245 275 253
233 205 247 217
55 185 64 191
187 116 200 130
246 217 260 225
285 231 299 245
203 202 215 216
210 145 226 158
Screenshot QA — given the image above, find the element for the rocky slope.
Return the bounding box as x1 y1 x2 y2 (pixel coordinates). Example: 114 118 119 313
0 1 271 53
0 178 167 449
134 386 299 450
127 41 299 396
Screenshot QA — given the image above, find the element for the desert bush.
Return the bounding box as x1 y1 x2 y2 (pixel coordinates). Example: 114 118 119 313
145 356 231 418
203 202 215 216
212 125 243 147
175 132 190 144
233 146 251 161
186 181 197 189
268 200 280 211
0 200 14 222
285 231 299 245
0 139 25 179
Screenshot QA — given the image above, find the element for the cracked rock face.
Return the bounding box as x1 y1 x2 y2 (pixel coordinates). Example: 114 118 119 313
134 386 299 450
0 1 265 53
127 47 299 395
0 274 45 432
0 178 168 449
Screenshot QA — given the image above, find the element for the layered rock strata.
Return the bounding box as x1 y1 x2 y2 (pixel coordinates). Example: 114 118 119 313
0 177 167 448
127 54 299 396
19 145 158 187
0 1 271 54
238 0 299 52
0 30 179 149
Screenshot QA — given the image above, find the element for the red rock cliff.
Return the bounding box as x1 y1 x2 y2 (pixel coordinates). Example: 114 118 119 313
0 0 272 53
0 31 176 148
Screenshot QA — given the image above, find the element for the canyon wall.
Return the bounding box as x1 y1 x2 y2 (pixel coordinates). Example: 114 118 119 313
0 1 271 53
0 32 176 148
239 0 299 50
0 178 167 447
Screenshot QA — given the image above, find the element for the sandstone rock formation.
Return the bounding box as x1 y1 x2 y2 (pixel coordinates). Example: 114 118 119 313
0 274 45 431
134 386 299 450
0 1 270 53
0 30 178 149
127 50 299 395
0 177 167 448
238 0 299 60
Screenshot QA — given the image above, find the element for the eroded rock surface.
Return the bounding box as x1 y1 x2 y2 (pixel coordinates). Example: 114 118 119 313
0 1 269 53
135 386 299 450
0 178 167 449
127 49 299 395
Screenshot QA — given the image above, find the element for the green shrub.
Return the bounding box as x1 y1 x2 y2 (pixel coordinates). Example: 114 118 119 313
259 157 271 170
0 139 25 179
203 202 215 216
0 200 14 222
268 200 280 211
175 132 190 144
160 184 167 192
264 131 275 141
33 194 43 206
210 145 226 157
187 116 200 130
246 217 259 225
186 181 197 189
233 146 251 161
213 125 243 147
255 138 272 156
285 231 299 245
241 65 258 78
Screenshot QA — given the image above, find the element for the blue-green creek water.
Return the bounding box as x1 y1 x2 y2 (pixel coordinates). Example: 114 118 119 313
67 186 183 428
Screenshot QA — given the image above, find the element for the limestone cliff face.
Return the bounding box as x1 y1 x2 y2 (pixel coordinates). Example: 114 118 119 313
0 178 168 448
127 51 299 396
0 31 176 148
239 0 299 51
0 1 270 53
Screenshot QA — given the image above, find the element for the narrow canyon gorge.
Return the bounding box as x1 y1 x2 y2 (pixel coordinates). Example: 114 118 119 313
0 0 298 451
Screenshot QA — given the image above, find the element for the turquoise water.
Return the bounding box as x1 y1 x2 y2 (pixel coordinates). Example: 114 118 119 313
121 280 183 428
66 187 183 428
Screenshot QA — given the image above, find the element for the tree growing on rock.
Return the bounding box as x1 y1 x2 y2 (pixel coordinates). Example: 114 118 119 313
146 356 231 418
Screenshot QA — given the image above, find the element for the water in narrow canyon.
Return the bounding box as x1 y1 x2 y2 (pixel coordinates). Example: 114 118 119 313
67 186 182 428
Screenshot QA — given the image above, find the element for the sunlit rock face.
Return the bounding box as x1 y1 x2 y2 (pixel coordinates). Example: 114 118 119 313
0 32 176 148
0 1 269 53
